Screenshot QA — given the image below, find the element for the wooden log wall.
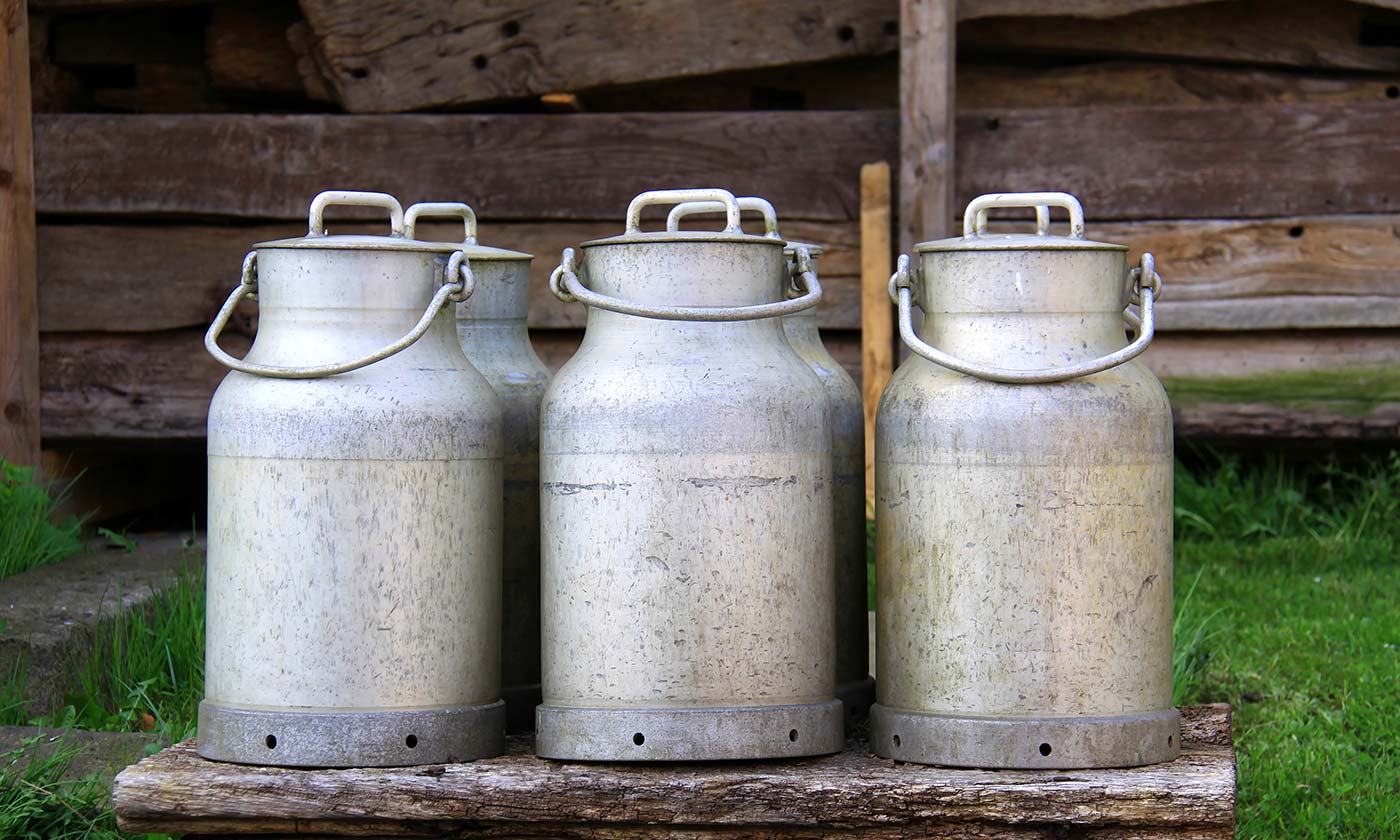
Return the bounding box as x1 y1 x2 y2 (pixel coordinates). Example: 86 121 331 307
22 0 1400 452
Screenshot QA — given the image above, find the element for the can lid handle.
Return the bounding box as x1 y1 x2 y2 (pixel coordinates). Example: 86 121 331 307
404 202 479 245
626 189 742 234
963 192 1085 239
665 196 782 239
307 190 405 238
888 252 1160 384
204 251 475 379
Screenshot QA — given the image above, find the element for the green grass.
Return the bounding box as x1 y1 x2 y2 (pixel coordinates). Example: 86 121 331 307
1171 450 1398 838
0 462 83 579
0 733 120 839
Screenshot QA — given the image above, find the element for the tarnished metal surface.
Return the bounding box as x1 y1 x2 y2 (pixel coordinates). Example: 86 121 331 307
203 191 505 768
669 197 872 715
197 701 506 767
874 192 1177 769
536 700 845 761
403 202 550 731
537 189 842 761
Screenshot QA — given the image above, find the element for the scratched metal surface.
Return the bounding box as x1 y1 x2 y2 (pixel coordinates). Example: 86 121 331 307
873 196 1177 769
456 258 551 722
204 229 506 766
537 214 841 759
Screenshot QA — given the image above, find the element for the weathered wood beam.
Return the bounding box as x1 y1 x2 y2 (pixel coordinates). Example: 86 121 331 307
297 0 900 112
33 220 860 332
961 0 1400 72
34 215 1400 335
1 0 40 466
900 0 956 252
32 112 887 222
34 100 1400 223
38 325 1400 441
114 706 1234 837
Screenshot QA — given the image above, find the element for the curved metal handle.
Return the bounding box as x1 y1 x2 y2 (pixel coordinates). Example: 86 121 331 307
549 245 821 322
204 251 475 379
308 190 405 238
666 196 782 239
626 189 741 234
964 192 1085 239
889 252 1159 384
404 201 478 245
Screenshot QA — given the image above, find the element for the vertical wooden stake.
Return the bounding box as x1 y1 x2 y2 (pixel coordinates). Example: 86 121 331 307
899 0 956 254
860 162 893 510
0 1 40 467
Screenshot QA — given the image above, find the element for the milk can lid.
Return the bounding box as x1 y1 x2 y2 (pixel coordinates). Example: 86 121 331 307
580 189 788 249
254 194 532 260
914 191 1126 254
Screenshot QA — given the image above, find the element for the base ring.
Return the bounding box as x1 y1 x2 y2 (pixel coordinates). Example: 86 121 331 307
870 705 1180 769
198 699 506 767
536 699 844 761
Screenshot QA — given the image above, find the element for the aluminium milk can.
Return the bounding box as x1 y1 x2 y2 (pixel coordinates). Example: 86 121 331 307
537 189 843 761
873 192 1177 769
402 203 547 731
668 197 873 716
201 191 506 767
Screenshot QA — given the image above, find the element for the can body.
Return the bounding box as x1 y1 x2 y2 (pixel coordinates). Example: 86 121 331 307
202 244 506 767
456 258 549 730
783 306 873 715
537 231 843 760
872 200 1178 769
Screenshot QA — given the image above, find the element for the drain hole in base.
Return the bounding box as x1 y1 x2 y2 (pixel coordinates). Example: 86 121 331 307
1039 742 1052 756
265 734 277 749
632 732 645 746
406 734 418 749
892 734 901 748
788 728 798 742
1168 735 1174 748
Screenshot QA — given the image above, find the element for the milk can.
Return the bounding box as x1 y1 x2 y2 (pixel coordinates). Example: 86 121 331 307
667 197 873 716
872 192 1177 769
537 189 843 761
402 203 546 731
201 191 506 767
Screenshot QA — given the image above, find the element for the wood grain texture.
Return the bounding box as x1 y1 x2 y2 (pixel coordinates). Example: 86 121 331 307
35 220 860 332
962 0 1400 18
2 0 40 464
899 0 955 253
298 0 900 112
960 61 1400 108
961 0 1400 72
59 212 1400 334
113 705 1233 838
38 326 1400 440
860 162 893 504
34 100 1400 223
954 101 1400 221
1098 216 1400 331
32 112 887 222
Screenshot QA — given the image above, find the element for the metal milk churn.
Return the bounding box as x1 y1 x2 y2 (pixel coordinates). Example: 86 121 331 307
402 203 547 731
667 197 874 716
201 191 506 767
537 189 844 761
872 192 1177 769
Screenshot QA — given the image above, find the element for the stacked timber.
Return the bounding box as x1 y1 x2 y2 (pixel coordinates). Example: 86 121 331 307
23 0 1400 447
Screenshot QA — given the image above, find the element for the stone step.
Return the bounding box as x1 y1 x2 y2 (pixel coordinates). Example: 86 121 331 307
1 725 167 804
0 533 203 715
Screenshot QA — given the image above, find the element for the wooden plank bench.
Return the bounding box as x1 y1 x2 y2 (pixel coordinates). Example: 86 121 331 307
112 704 1235 838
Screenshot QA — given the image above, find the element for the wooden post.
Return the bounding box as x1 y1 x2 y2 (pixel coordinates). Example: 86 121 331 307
899 0 956 253
0 0 40 467
859 162 893 508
